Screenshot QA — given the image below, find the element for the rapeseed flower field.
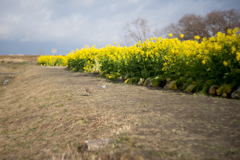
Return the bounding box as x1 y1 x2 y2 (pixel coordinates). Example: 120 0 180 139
38 28 240 97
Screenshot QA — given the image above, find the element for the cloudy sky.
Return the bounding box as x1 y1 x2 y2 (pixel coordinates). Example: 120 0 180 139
0 0 239 55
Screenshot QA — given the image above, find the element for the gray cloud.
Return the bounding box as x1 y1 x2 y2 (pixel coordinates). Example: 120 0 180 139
0 0 239 54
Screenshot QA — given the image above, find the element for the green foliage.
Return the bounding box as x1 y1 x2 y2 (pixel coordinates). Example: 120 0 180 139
37 28 240 98
141 69 150 79
151 76 164 87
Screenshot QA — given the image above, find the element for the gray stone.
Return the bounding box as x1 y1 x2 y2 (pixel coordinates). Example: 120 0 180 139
2 79 10 86
231 88 240 99
138 78 145 85
143 78 151 86
84 138 112 151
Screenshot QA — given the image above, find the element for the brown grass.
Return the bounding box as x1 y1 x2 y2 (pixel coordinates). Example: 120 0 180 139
0 57 240 160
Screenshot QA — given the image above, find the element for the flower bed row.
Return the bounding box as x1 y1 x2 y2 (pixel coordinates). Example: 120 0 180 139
37 28 240 99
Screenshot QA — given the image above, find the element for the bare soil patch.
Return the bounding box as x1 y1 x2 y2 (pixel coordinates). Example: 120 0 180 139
0 55 39 67
0 55 39 86
0 60 240 160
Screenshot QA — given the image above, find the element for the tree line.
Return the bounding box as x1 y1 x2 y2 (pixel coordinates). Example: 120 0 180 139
123 8 240 44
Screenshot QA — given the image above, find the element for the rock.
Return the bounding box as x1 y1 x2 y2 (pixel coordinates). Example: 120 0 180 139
169 81 177 90
138 78 145 85
148 80 152 86
231 88 240 99
143 78 151 86
208 85 219 95
117 76 123 80
164 81 177 90
83 138 112 152
124 72 129 79
2 79 10 86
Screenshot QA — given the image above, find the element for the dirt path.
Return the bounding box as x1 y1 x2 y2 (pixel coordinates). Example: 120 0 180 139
0 64 240 160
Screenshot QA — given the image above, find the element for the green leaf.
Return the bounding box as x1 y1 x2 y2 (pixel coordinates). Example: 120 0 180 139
169 81 178 90
216 86 223 96
185 84 197 92
141 69 150 79
186 77 193 83
223 84 231 94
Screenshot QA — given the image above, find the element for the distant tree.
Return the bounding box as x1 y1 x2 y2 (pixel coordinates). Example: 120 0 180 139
205 9 240 36
162 8 240 41
152 28 162 38
123 17 151 45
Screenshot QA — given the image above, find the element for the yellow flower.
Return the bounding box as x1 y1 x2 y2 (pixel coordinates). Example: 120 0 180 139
236 52 240 61
222 93 227 98
169 49 174 54
202 60 206 65
223 61 228 66
231 46 236 53
194 36 200 40
168 33 172 37
227 28 232 35
186 61 189 65
180 34 184 38
114 42 117 45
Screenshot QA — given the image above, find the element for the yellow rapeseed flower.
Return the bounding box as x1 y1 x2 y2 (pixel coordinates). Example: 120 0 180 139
180 34 184 38
202 60 206 65
231 46 236 53
236 52 240 61
233 27 239 33
227 28 232 35
194 36 200 40
168 33 173 37
223 61 228 66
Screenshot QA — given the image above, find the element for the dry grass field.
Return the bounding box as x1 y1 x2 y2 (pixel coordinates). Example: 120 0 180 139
0 56 240 160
